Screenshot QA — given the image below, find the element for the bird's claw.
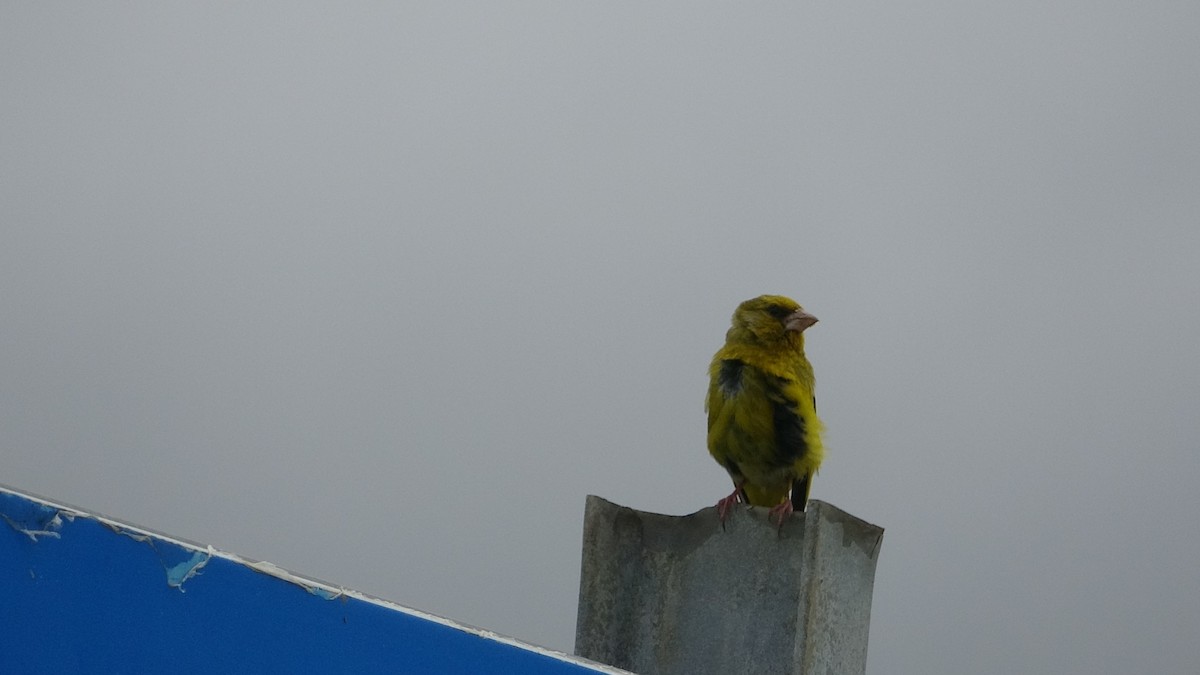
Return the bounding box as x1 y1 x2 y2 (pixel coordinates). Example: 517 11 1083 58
716 489 744 527
768 501 794 533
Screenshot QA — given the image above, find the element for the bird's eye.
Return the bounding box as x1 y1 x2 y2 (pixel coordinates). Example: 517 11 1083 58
766 305 792 320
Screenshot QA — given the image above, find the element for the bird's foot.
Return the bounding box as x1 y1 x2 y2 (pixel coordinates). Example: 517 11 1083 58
768 501 794 532
716 489 744 526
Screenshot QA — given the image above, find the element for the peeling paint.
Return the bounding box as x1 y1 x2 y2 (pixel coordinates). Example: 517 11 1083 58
0 499 76 542
101 519 213 591
103 522 153 544
166 548 212 591
247 560 346 600
1 513 61 541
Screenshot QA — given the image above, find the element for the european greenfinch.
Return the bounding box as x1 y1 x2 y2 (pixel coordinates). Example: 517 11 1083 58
706 295 824 527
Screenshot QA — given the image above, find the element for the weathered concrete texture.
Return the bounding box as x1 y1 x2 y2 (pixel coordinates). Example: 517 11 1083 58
575 496 883 675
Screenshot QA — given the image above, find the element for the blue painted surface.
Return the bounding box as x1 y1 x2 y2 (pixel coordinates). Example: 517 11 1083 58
0 487 617 674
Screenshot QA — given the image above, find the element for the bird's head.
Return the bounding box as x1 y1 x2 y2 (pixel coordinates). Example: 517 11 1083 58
726 295 818 348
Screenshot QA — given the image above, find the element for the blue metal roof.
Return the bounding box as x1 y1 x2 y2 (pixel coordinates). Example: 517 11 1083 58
0 486 627 674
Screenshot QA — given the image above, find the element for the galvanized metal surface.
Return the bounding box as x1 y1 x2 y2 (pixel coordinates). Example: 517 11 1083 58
575 496 883 675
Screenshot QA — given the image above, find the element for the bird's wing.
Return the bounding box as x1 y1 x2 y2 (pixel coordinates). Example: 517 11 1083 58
765 374 811 468
765 371 823 512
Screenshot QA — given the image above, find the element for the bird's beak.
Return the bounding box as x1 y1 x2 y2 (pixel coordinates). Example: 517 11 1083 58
785 310 818 333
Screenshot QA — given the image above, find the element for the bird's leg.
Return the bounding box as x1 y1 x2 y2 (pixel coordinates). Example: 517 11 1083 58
716 484 746 525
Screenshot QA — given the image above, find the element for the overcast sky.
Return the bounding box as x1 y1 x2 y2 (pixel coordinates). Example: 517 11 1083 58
4 3 1199 674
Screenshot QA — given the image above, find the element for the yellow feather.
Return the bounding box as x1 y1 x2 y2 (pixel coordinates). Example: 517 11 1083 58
706 295 825 510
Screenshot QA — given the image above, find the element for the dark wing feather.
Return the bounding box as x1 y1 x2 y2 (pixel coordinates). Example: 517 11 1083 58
768 376 808 467
768 376 816 512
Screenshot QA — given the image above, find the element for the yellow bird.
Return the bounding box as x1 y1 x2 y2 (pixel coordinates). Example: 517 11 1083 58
706 295 824 526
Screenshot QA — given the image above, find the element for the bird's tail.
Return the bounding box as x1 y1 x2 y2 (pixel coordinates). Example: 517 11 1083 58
790 475 811 512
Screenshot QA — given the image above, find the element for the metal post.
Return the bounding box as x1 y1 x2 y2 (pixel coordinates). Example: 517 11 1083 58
575 496 883 675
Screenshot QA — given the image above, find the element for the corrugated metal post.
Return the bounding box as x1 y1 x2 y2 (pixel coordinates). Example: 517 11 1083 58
575 496 883 675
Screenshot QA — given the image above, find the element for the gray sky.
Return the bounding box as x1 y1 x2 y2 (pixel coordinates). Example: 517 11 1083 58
4 3 1199 673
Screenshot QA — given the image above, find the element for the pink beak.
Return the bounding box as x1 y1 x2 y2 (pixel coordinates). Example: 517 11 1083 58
785 310 818 333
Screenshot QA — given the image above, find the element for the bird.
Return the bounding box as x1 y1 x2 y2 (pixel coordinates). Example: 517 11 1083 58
705 295 824 528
